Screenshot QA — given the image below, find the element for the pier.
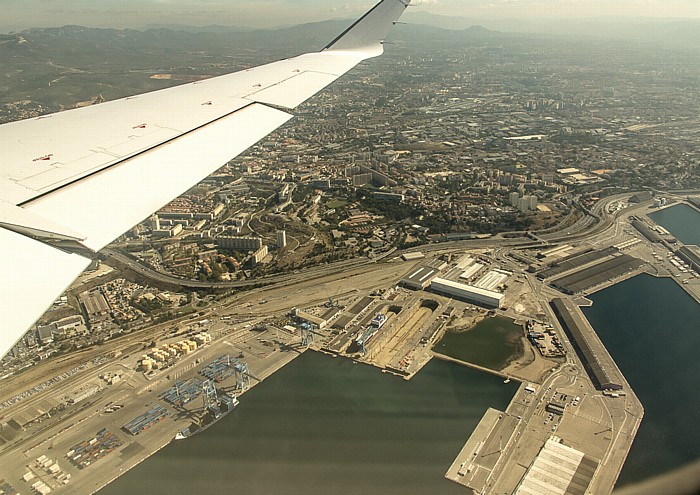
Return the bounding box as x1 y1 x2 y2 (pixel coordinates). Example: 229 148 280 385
442 291 645 494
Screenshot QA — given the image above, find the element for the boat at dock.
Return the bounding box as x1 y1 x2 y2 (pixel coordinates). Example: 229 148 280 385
173 394 239 441
370 313 387 329
355 313 388 348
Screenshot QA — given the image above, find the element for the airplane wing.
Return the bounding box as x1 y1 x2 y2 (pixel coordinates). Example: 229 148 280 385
0 0 411 358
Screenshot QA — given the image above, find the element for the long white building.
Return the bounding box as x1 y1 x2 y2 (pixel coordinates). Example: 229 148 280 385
430 277 504 308
217 236 263 251
459 262 484 281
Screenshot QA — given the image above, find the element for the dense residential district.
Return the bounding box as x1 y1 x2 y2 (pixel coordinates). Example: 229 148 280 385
0 21 699 495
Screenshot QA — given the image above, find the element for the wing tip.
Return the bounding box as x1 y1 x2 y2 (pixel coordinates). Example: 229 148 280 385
323 0 410 55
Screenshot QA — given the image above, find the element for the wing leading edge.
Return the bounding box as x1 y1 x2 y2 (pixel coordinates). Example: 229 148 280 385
0 0 411 359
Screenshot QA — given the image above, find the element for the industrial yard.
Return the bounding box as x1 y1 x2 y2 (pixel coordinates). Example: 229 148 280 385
0 243 636 494
1 195 699 494
0 316 304 495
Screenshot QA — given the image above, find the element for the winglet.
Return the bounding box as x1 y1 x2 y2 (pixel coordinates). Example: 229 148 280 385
323 0 411 58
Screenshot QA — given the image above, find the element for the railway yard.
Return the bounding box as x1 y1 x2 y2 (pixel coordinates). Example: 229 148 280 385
1 194 699 494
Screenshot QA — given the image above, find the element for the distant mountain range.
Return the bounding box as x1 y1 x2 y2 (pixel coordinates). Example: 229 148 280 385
6 13 699 48
142 24 257 34
405 12 700 42
10 20 504 58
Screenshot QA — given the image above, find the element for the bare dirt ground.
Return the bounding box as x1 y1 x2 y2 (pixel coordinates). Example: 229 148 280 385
501 340 560 384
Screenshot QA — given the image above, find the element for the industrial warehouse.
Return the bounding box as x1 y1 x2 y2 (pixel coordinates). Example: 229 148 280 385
532 242 648 295
401 265 440 290
549 255 646 294
513 437 599 495
550 298 622 391
430 277 504 308
399 253 509 309
676 245 700 274
536 247 616 280
400 258 447 290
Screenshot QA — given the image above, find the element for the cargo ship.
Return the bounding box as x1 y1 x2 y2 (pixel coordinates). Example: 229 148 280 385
355 313 387 348
173 394 239 441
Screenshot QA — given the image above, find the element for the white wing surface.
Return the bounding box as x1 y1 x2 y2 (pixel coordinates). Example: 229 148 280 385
0 0 411 358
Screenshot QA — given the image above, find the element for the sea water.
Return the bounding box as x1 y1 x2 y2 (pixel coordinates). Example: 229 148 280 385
583 273 700 485
100 351 517 495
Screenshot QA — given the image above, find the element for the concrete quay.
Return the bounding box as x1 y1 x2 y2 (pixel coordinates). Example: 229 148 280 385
445 393 525 493
442 293 644 494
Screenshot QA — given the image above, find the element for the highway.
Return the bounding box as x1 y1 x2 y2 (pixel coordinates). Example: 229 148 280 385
102 236 536 292
102 248 377 290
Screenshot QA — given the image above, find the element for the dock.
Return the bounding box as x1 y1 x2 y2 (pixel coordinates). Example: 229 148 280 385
442 285 646 494
445 384 526 493
446 408 510 489
432 353 512 381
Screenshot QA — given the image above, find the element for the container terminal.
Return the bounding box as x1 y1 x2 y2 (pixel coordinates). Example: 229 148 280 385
1 194 699 494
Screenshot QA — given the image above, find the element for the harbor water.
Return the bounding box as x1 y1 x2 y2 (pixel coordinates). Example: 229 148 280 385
583 273 700 486
432 316 523 371
99 351 517 495
648 203 700 246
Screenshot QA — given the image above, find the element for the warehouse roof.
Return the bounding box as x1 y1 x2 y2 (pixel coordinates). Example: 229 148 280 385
514 437 598 495
432 278 504 301
401 266 439 289
551 298 622 390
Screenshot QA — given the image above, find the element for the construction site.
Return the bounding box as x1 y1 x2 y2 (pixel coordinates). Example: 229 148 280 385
317 289 444 377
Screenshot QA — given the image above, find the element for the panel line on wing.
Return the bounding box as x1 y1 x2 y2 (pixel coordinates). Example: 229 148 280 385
23 103 294 252
18 101 258 208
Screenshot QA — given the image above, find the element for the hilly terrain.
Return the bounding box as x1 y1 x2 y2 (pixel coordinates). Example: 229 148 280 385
0 21 502 121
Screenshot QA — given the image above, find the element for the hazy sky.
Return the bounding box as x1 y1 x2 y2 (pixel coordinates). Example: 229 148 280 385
3 0 700 31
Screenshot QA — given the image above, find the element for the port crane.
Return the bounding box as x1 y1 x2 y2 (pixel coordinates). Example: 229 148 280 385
225 354 251 392
325 286 342 308
235 361 251 392
202 379 218 410
300 322 320 347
